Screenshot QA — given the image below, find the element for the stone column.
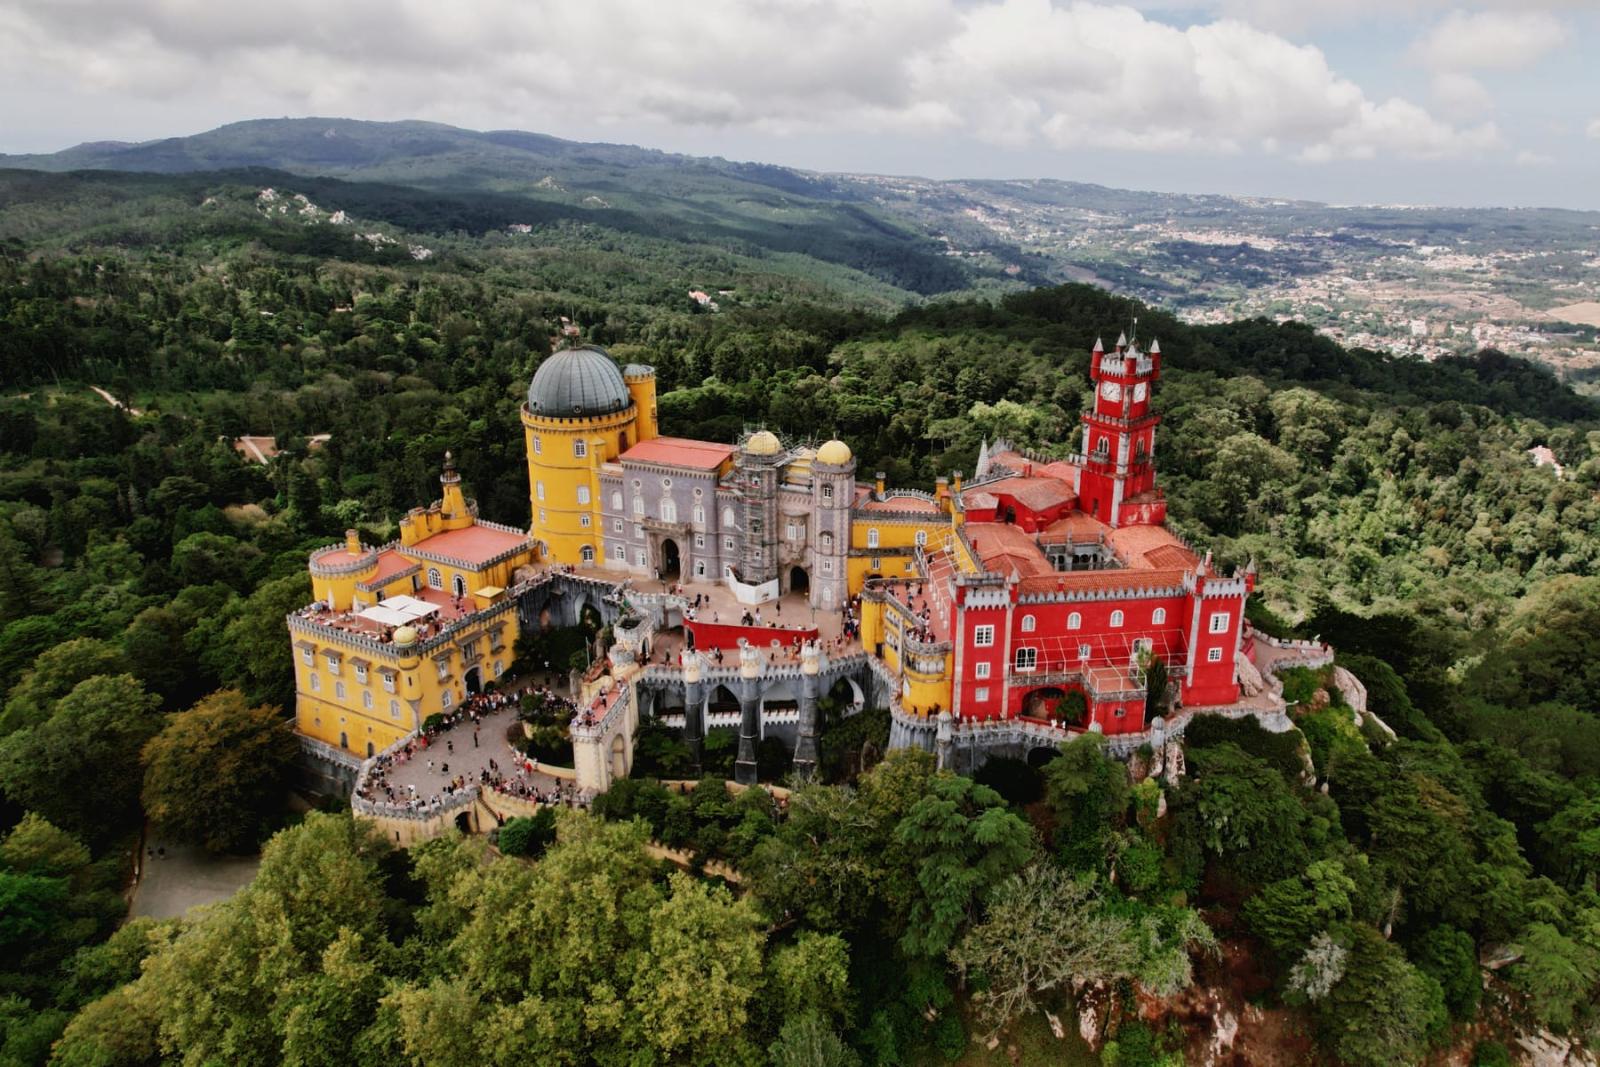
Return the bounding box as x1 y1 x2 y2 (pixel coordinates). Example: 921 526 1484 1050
683 652 705 774
734 640 762 785
935 710 953 772
793 644 823 777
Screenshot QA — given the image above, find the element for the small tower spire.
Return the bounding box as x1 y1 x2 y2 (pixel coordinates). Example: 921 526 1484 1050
1115 331 1128 352
1092 336 1104 354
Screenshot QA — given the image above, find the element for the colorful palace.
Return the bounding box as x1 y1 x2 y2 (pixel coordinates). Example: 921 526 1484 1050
291 333 1317 801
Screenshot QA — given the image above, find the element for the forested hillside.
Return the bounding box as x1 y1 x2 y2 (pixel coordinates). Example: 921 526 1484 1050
1 162 1599 1066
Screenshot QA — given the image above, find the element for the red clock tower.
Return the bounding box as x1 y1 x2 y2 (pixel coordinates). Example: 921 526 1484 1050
1077 333 1166 528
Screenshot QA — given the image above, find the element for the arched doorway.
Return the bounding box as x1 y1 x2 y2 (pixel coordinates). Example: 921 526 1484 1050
660 538 681 581
709 684 740 716
464 666 482 695
789 566 809 596
610 734 629 780
452 574 467 598
455 811 473 834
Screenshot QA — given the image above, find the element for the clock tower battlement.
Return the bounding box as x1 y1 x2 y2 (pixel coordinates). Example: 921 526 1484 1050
1078 333 1165 528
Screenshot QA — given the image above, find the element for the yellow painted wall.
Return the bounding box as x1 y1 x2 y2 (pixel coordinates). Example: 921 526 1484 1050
292 611 520 756
847 553 917 594
523 404 649 565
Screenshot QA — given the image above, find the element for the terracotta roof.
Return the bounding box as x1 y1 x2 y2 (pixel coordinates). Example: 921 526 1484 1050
1017 567 1188 596
1106 525 1197 570
621 436 737 471
411 524 531 568
969 475 1074 513
367 549 418 584
860 495 941 514
1037 460 1081 482
1039 512 1110 543
962 491 998 510
965 523 1052 578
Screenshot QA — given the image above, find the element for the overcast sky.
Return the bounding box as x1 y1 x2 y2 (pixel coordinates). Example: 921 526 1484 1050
2 0 1597 209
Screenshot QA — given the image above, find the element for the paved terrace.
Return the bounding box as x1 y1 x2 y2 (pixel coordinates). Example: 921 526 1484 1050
295 586 475 645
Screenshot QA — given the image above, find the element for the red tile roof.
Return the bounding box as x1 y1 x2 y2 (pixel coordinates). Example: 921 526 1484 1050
621 436 736 470
1106 525 1197 570
367 549 418 584
1017 568 1188 596
411 524 531 568
968 475 1074 513
861 495 941 514
1039 512 1109 543
965 523 1053 578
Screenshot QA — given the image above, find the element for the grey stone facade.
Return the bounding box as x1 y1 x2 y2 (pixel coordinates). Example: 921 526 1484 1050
595 431 857 610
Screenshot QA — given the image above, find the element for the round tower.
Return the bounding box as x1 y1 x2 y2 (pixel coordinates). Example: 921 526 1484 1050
809 438 855 611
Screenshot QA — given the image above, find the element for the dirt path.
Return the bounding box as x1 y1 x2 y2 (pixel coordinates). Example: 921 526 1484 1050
89 385 143 417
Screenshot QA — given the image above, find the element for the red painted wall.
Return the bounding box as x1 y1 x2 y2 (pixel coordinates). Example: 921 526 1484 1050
686 620 818 652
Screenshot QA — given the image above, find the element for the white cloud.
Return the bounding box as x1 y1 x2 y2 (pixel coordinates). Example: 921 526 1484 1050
1588 117 1600 139
1429 72 1492 117
1411 10 1566 72
0 0 1505 164
1514 149 1553 167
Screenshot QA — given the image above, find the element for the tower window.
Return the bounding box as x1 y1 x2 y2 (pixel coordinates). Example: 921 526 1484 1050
821 484 833 502
532 435 541 455
973 625 995 647
1110 610 1124 627
576 485 591 505
820 532 833 553
1152 607 1166 625
1208 647 1224 663
1021 614 1036 632
1067 612 1081 630
581 514 590 527
535 481 545 502
574 439 587 458
1209 611 1230 634
389 699 400 719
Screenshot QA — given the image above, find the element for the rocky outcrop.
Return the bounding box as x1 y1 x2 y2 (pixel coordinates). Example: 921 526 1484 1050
1519 1031 1598 1067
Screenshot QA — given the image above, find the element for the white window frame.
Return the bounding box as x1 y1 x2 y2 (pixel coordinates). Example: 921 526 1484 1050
310 672 321 692
535 480 545 502
1014 647 1037 672
300 647 314 666
452 574 466 598
915 530 927 547
1078 643 1091 661
1021 614 1036 633
693 504 705 526
576 485 591 505
1208 647 1224 663
362 690 373 710
573 439 588 458
581 544 596 563
354 663 368 684
973 687 990 702
381 673 396 694
633 496 645 516
532 435 542 455
1067 611 1082 630
1152 607 1167 625
1110 609 1125 628
973 625 995 647
389 699 401 719
867 528 880 548
722 506 736 526
335 680 347 700
580 514 591 527
660 499 677 523
611 490 623 511
821 483 833 502
1209 611 1231 634
974 661 991 680
442 690 452 709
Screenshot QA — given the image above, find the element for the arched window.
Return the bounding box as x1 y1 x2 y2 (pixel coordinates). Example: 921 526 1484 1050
452 574 466 598
389 699 400 719
1152 607 1166 625
692 504 705 526
660 499 677 523
573 439 588 458
821 484 833 502
1014 647 1037 671
611 490 623 511
580 544 596 563
532 435 542 454
722 506 736 527
1021 614 1036 632
362 690 373 710
867 528 880 548
1094 437 1109 455
576 485 590 505
1067 612 1081 630
915 530 927 547
1110 609 1124 627
819 531 833 553
428 568 442 590
535 480 546 502
632 496 645 516
442 690 452 709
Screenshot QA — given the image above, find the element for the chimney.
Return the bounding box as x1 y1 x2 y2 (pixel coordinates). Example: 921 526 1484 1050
875 472 886 497
953 469 964 493
345 528 361 555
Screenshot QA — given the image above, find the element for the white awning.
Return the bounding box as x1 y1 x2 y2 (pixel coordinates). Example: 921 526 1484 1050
357 595 441 628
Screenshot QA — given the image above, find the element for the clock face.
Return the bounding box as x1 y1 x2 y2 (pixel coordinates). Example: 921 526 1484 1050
1133 383 1147 403
1099 381 1122 403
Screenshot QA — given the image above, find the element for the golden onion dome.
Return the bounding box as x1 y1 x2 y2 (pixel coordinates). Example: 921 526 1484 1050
744 430 782 456
392 625 419 648
816 439 852 465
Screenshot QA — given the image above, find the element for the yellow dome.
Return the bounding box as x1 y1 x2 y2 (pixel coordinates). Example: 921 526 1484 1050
816 439 852 465
392 625 419 647
745 430 782 456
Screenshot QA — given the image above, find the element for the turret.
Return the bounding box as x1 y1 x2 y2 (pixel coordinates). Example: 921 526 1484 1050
623 364 659 443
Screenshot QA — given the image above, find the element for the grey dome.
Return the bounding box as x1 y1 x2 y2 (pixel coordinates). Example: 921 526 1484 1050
527 345 631 418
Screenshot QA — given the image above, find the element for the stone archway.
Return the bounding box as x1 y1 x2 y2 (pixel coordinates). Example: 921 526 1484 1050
789 566 809 596
660 538 681 581
464 666 482 695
